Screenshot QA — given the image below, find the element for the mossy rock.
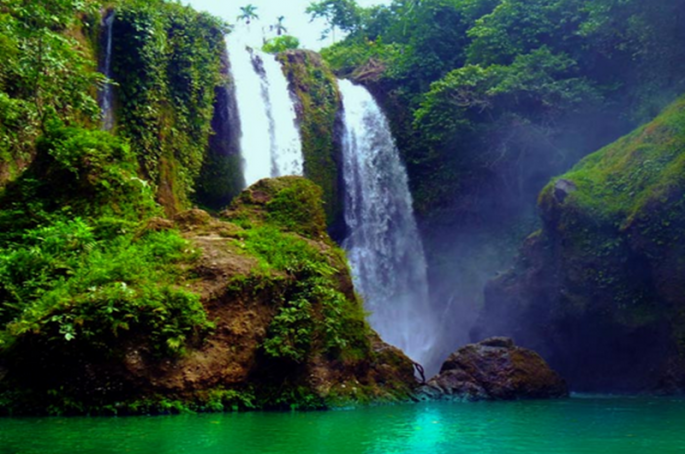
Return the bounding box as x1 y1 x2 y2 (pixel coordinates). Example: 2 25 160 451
222 176 328 239
277 50 345 238
0 176 416 415
475 95 685 392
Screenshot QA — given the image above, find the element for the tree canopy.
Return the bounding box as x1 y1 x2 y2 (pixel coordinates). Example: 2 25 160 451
319 0 685 219
237 4 259 25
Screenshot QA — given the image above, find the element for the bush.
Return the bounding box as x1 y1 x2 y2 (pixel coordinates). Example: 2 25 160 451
262 35 300 54
238 226 369 363
0 223 210 356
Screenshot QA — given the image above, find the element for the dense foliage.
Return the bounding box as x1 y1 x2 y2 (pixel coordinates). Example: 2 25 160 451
111 0 228 212
316 0 685 219
0 0 103 183
0 125 211 415
262 35 300 54
0 1 225 413
240 226 369 364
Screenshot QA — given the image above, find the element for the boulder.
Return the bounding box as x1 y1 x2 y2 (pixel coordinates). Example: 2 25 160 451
418 337 568 401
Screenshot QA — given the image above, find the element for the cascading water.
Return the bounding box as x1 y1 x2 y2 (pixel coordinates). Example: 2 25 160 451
225 37 303 187
338 79 435 370
100 12 115 131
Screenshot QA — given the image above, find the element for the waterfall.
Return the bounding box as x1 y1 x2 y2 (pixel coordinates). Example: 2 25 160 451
338 79 435 368
225 38 303 187
100 11 115 131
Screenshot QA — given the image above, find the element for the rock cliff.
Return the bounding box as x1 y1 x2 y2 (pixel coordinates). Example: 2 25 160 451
474 96 685 392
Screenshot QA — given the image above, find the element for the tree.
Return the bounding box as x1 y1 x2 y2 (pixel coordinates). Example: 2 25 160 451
306 0 362 42
271 16 287 36
237 4 259 25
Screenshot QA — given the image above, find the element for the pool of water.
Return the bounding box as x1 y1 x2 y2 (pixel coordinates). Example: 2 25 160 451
1 396 684 453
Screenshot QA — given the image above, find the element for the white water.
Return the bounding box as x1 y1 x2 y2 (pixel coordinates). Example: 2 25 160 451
100 12 115 131
338 79 435 368
225 37 303 187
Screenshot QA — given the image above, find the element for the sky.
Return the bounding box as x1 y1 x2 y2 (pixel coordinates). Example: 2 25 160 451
183 0 389 50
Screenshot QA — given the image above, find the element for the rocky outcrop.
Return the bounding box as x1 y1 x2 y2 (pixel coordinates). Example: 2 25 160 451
0 177 416 415
277 50 346 239
473 96 685 393
418 338 568 401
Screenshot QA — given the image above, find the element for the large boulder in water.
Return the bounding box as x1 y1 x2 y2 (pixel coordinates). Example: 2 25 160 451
418 337 568 401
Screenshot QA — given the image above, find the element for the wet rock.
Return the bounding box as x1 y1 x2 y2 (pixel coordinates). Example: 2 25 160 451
417 337 568 401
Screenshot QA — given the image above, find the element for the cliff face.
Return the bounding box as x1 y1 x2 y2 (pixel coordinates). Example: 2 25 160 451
474 96 685 392
278 50 346 239
110 2 227 215
0 176 416 415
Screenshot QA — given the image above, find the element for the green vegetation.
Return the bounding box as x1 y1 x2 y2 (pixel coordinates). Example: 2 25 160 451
111 0 228 213
0 0 103 185
0 124 211 414
540 96 685 228
316 0 685 220
0 223 208 356
224 177 368 363
239 226 369 363
277 51 344 233
263 35 300 54
306 0 363 41
0 124 159 240
536 96 685 293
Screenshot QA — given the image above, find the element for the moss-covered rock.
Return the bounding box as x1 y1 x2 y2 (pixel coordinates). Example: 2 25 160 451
0 176 416 415
278 50 345 238
111 1 227 215
474 96 685 392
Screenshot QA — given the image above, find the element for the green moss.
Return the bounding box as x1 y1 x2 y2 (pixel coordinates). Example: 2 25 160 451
112 2 228 213
540 96 685 227
224 176 329 239
237 225 369 363
530 95 685 329
266 178 328 238
278 51 344 231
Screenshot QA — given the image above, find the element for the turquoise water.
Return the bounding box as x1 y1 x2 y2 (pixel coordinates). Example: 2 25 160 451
1 396 685 453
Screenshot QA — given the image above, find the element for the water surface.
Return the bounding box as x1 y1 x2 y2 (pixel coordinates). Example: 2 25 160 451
2 396 684 453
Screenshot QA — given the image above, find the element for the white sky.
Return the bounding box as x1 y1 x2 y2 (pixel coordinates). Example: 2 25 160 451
183 0 390 50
